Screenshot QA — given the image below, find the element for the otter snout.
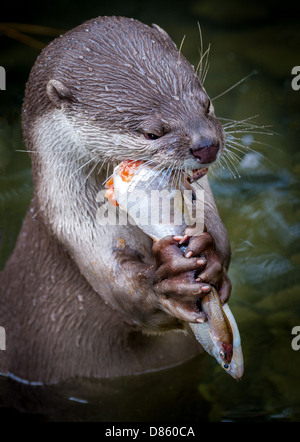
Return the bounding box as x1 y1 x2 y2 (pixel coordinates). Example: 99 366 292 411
190 139 220 164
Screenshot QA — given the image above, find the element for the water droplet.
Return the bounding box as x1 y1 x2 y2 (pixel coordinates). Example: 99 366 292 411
173 95 180 101
242 134 254 146
137 66 146 76
148 78 156 86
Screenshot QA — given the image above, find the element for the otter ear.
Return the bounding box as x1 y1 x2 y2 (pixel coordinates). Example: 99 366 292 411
46 79 73 108
152 23 177 49
152 24 170 39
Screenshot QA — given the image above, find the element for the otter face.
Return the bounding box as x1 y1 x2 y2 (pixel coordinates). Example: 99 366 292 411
24 17 225 177
134 97 225 172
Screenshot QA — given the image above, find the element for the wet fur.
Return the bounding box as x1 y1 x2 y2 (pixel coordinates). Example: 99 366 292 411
0 16 230 383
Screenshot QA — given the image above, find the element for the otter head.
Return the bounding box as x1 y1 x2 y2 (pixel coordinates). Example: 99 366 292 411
22 16 225 185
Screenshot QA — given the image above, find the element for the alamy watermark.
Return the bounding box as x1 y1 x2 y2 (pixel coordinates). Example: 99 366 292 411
95 188 205 233
291 326 300 351
0 326 5 350
0 66 6 90
291 66 300 91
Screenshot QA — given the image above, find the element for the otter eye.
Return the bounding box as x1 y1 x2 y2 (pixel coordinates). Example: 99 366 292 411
205 99 211 114
206 99 214 115
144 133 160 141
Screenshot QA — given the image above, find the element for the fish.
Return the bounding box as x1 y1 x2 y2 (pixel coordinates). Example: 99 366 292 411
190 288 243 380
106 160 195 238
106 160 244 380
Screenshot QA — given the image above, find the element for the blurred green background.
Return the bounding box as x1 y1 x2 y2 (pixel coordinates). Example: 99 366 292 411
0 0 299 422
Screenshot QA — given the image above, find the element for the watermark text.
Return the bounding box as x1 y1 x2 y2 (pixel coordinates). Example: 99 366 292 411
291 326 300 351
0 66 5 90
0 326 6 350
96 189 205 233
291 66 300 91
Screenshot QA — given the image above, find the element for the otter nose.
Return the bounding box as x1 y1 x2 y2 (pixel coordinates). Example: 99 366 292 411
190 139 220 164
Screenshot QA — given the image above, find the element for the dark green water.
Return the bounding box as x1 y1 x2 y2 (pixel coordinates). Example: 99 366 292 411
0 0 300 422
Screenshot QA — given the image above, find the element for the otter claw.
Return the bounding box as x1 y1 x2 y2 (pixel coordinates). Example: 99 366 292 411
173 235 184 241
179 235 189 245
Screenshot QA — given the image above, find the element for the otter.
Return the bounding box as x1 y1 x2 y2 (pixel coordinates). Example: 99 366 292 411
0 16 231 384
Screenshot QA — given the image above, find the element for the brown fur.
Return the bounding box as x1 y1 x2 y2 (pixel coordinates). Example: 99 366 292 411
0 16 230 384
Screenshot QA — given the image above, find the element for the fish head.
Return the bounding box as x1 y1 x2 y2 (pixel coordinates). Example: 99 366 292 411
210 342 243 380
212 338 233 365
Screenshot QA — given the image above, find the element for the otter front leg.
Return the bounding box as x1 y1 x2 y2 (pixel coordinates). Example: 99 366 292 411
151 233 231 324
110 232 231 331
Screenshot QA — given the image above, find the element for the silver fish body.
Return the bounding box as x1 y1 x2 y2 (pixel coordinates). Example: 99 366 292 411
190 303 244 380
113 164 195 239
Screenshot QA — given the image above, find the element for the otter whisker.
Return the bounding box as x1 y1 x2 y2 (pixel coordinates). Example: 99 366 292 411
224 148 244 168
71 150 93 166
224 147 244 161
209 162 223 183
211 71 256 102
169 163 177 189
222 117 275 132
83 157 103 185
178 34 186 58
218 154 238 179
199 43 211 85
71 154 98 177
227 135 273 152
134 162 166 193
196 44 209 78
97 158 109 176
222 151 241 178
221 119 263 131
226 140 277 169
221 116 275 137
220 114 260 126
201 62 210 85
225 129 275 137
223 117 275 134
226 139 264 157
16 149 36 153
228 130 278 152
103 162 114 185
157 164 174 190
195 21 204 77
174 167 179 186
